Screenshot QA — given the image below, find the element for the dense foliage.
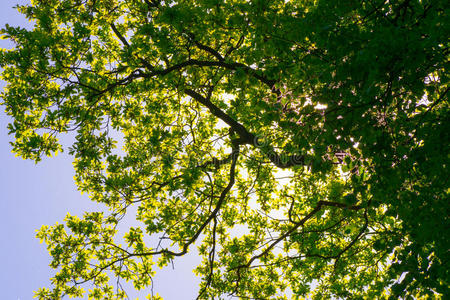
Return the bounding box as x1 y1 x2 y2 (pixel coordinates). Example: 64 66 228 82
1 0 448 298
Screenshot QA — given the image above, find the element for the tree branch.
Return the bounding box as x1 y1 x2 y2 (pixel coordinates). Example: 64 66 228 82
184 88 305 168
230 200 363 272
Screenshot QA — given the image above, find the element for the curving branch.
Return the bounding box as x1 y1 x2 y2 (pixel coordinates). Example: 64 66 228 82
73 143 240 288
229 200 364 293
184 88 305 168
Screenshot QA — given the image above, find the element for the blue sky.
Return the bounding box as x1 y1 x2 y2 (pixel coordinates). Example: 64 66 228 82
0 1 200 298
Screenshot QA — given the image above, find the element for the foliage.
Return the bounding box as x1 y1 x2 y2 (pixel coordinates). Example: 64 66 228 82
1 0 448 298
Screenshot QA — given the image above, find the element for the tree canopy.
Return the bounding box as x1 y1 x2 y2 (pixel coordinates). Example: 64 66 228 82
1 0 448 298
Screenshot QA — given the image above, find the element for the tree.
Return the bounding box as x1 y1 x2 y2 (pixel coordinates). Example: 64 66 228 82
1 0 448 298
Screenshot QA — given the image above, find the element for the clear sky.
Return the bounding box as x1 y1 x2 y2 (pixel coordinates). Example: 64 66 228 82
0 1 200 299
